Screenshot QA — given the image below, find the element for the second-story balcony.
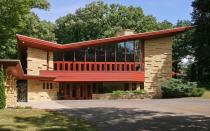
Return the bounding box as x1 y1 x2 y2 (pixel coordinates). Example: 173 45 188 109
53 61 144 72
38 61 145 82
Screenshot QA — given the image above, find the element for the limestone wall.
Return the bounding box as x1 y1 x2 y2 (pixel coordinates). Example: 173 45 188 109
27 80 59 101
144 37 172 98
27 47 53 75
5 75 17 107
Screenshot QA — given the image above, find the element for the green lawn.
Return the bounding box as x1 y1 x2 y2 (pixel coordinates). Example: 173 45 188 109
202 90 210 99
198 83 210 99
0 109 99 131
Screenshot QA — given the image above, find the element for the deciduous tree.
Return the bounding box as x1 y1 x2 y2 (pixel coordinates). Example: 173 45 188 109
55 1 160 44
0 0 50 58
191 0 210 81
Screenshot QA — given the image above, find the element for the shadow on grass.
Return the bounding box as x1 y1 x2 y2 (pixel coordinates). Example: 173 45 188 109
13 110 98 131
58 108 210 131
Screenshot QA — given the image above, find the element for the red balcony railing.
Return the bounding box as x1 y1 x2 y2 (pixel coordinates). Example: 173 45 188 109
53 61 144 72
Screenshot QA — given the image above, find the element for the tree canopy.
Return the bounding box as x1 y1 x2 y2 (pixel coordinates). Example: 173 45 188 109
55 1 160 44
0 0 52 58
191 0 210 81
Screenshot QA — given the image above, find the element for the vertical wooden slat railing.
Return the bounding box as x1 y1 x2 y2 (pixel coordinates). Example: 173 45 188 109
53 61 144 72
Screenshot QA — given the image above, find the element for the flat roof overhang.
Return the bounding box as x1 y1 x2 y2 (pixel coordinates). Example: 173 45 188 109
40 70 144 82
0 59 24 79
16 26 193 51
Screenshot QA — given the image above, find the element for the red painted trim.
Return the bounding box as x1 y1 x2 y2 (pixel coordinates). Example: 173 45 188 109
40 70 144 82
16 26 193 51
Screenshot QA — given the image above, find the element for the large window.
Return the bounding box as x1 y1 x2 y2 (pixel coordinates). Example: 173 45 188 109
75 49 85 61
116 42 125 62
53 40 144 64
106 44 115 62
125 41 134 62
96 46 105 62
86 47 95 62
64 51 74 61
53 52 63 61
135 40 141 62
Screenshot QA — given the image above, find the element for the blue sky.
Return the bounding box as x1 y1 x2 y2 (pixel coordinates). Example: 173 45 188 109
33 0 193 24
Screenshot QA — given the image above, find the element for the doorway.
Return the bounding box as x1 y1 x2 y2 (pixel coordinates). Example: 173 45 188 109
60 82 93 100
17 80 27 102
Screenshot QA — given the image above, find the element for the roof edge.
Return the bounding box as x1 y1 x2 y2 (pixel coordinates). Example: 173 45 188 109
17 26 193 51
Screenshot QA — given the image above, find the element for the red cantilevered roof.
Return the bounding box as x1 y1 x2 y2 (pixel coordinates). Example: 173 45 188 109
16 26 193 51
0 59 24 79
0 59 55 81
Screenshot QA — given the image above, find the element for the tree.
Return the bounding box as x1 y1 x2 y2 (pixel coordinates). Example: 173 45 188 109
191 0 210 81
0 66 5 109
172 20 193 78
20 12 56 42
55 1 160 44
173 20 193 62
158 20 173 30
0 0 50 59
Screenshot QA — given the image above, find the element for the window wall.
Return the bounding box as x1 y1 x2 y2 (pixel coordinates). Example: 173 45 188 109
125 41 134 62
54 40 144 63
116 42 125 62
106 44 115 62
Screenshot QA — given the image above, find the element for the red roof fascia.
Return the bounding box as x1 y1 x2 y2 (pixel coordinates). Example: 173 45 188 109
16 35 62 51
40 70 144 82
0 60 24 79
17 26 193 51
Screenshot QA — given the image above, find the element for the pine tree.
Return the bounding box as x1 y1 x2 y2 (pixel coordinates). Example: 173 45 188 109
0 65 6 109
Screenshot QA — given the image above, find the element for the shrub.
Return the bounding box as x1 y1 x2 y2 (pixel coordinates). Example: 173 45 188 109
112 90 145 97
161 78 205 98
14 106 32 109
190 88 205 97
0 66 6 109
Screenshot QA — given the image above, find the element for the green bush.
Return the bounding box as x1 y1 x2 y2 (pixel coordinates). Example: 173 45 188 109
0 66 6 109
14 106 32 109
112 90 145 97
161 78 205 98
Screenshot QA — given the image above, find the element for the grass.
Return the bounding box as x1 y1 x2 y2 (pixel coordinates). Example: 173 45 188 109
197 83 210 99
0 109 99 131
201 90 210 99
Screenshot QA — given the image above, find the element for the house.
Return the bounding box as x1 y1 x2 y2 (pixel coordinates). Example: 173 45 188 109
0 26 192 106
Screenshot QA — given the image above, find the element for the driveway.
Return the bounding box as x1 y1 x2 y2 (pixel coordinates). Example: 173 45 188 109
19 98 210 131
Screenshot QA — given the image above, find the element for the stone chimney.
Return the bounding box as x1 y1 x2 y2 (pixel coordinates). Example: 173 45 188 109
115 29 135 37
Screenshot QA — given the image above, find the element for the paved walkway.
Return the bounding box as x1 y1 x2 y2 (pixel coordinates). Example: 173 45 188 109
19 98 210 131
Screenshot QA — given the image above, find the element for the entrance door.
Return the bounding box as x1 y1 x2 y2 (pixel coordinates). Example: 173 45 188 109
17 80 27 102
62 83 92 100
